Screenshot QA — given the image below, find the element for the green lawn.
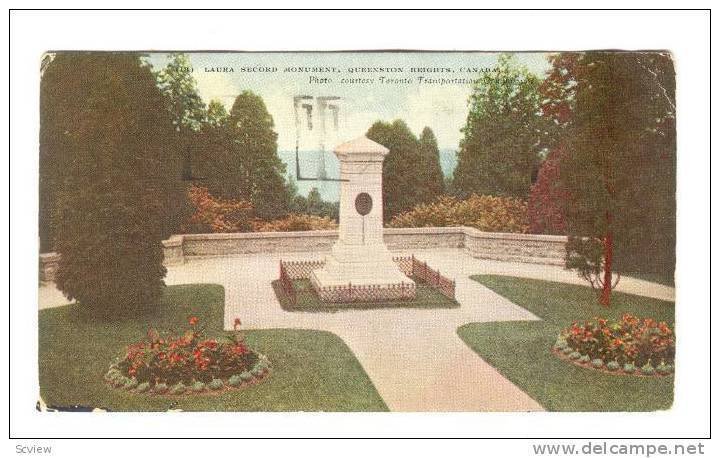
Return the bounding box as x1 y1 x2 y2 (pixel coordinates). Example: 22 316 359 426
272 279 459 312
457 275 675 412
626 271 675 287
39 284 388 412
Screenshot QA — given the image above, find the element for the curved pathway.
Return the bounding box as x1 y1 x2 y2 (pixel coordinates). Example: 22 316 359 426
39 248 674 412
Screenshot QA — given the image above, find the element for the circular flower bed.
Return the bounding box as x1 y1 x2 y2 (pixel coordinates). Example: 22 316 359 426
104 317 270 395
553 313 675 377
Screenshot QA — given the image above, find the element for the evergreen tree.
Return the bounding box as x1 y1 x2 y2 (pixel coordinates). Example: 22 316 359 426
453 54 545 198
418 127 445 198
46 53 185 313
527 53 581 235
366 120 428 220
193 99 240 198
206 99 228 127
561 52 676 305
226 91 291 219
154 53 206 180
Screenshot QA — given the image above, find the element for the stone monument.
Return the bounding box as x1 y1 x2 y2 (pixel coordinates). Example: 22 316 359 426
310 136 416 302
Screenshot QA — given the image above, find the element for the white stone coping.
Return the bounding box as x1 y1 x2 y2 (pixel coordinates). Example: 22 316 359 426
177 226 482 241
39 226 569 273
39 252 61 262
181 230 337 240
161 235 184 247
463 227 567 242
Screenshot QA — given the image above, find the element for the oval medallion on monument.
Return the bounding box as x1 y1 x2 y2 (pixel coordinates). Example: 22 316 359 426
355 192 373 216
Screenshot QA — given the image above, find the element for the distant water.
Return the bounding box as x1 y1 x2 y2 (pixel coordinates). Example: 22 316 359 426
279 149 457 203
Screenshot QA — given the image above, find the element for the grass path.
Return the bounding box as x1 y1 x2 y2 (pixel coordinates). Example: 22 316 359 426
39 284 388 412
457 275 675 412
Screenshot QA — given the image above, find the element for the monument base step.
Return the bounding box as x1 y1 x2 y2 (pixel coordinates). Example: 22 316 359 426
310 265 416 303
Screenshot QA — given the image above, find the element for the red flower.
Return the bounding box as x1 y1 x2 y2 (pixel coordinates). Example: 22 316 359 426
168 352 183 364
200 339 218 350
230 343 249 356
189 316 199 326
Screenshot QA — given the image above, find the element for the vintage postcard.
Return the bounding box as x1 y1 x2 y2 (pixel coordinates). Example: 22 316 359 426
38 50 676 413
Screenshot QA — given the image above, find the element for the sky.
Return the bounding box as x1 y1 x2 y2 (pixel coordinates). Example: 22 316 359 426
147 52 551 151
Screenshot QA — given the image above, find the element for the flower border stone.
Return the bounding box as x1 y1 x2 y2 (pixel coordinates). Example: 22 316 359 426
103 316 272 396
551 314 675 378
105 353 271 396
552 346 673 377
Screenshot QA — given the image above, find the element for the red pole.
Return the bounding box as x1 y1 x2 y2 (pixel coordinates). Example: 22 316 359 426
600 229 613 307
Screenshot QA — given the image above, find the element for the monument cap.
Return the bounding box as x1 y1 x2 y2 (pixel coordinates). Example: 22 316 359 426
334 136 389 156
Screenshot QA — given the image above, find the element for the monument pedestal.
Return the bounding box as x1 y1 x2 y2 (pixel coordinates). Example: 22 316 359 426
310 136 415 302
311 243 410 287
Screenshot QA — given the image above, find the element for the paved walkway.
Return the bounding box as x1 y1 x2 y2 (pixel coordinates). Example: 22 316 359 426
38 248 674 412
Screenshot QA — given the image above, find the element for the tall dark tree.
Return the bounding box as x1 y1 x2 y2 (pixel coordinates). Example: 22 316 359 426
39 53 71 252
226 91 291 219
45 53 185 313
154 53 206 180
453 54 545 198
418 127 445 198
205 99 228 127
528 53 581 235
366 120 429 220
192 99 239 198
561 52 676 305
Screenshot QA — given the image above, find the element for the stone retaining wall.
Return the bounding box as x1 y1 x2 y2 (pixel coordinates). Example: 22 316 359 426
38 227 568 281
463 227 567 266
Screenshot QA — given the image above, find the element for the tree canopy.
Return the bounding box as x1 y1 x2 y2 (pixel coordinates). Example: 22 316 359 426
45 53 186 313
453 54 545 198
226 91 292 219
366 120 440 220
418 127 445 198
558 51 676 303
154 53 207 181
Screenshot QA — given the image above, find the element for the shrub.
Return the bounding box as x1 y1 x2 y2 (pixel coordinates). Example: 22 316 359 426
568 351 581 360
562 346 573 355
154 383 169 394
657 362 673 375
209 379 224 390
578 354 590 363
606 361 620 371
123 378 138 390
228 375 243 387
239 372 253 382
183 185 255 233
553 336 568 349
641 363 656 376
254 214 337 232
170 382 187 395
560 314 674 367
388 194 529 233
112 317 262 387
136 382 151 393
192 381 206 393
251 359 269 377
591 358 604 369
290 187 339 221
528 147 568 235
104 368 121 382
623 363 636 374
